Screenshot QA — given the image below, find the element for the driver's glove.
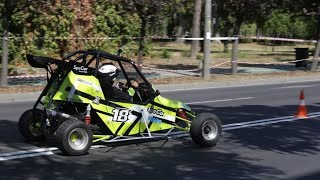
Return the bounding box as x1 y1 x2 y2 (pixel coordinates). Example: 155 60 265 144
114 82 125 90
127 87 136 97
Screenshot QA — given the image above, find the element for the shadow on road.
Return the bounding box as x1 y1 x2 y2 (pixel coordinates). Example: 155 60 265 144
190 104 320 155
0 104 320 179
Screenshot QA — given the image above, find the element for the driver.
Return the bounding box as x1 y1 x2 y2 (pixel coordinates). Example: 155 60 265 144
98 63 138 101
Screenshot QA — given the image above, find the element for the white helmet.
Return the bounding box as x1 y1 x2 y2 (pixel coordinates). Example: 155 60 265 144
98 63 119 81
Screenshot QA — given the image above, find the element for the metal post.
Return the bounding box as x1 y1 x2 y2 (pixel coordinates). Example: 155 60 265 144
231 37 239 74
311 39 320 72
0 28 9 87
202 0 212 79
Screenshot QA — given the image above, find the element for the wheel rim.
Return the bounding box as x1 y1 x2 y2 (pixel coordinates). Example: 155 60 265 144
68 128 89 151
201 120 218 141
29 121 42 137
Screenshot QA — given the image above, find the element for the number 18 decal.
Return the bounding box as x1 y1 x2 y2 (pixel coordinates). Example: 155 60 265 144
112 109 142 122
112 109 130 122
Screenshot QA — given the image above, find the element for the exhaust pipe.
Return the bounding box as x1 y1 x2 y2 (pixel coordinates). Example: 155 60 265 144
46 109 78 121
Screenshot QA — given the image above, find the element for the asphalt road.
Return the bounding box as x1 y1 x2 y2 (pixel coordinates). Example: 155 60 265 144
1 80 320 180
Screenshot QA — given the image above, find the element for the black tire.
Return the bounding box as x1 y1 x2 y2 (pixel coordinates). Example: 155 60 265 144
18 109 44 141
190 113 222 147
56 119 93 156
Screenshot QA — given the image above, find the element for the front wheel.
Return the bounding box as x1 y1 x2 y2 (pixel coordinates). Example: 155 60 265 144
56 119 93 156
190 113 222 147
18 109 44 141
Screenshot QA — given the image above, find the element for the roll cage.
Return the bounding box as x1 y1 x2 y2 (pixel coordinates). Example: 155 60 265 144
27 49 159 109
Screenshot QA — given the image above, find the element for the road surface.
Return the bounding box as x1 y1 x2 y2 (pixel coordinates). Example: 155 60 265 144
0 80 320 180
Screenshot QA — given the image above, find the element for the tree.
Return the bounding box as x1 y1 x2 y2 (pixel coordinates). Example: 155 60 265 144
303 4 320 71
263 10 291 37
190 0 202 59
0 0 29 87
120 0 171 68
25 1 74 58
172 0 193 42
70 0 94 50
214 0 279 51
262 10 315 39
283 0 320 71
253 0 278 36
92 0 140 52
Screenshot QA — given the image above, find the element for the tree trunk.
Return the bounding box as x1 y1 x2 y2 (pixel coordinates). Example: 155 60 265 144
256 21 263 37
137 19 147 71
190 0 202 60
311 39 320 72
1 16 9 87
223 41 229 53
233 17 243 36
175 15 184 43
171 0 185 42
213 2 220 43
310 8 320 72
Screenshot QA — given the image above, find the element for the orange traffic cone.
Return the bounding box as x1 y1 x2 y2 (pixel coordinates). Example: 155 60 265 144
295 89 308 118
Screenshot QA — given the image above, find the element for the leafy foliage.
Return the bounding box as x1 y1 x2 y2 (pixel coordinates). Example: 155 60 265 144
263 10 317 39
0 0 319 64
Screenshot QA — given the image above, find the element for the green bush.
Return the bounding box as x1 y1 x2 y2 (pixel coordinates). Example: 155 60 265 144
262 10 316 39
160 49 171 59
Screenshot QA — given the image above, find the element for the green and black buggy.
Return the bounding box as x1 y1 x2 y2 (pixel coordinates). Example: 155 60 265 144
18 49 222 156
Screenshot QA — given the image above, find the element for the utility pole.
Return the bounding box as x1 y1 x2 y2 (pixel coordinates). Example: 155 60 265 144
0 34 9 87
202 0 212 79
190 0 202 60
1 8 9 87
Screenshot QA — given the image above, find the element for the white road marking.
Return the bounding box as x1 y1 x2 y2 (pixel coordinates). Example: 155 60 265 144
160 79 320 92
271 84 320 89
0 99 37 103
0 151 54 161
1 78 319 103
223 113 320 131
0 145 106 161
222 112 320 128
185 97 254 105
0 147 57 157
0 97 253 104
1 112 320 161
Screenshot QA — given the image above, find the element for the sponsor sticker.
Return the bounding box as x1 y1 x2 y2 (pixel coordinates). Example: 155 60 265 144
73 65 88 73
76 78 102 92
147 107 164 117
148 116 162 124
76 78 92 86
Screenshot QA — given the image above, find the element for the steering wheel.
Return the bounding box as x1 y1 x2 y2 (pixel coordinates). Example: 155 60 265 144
132 82 150 102
124 78 142 102
138 83 149 98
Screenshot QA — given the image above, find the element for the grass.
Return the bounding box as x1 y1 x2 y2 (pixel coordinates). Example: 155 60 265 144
0 41 318 93
1 40 316 74
142 41 315 69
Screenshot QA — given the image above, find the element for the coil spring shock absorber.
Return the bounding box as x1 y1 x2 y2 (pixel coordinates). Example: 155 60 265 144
85 104 91 125
177 109 190 128
178 109 188 120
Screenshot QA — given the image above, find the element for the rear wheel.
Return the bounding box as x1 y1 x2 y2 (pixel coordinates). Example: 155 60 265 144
18 109 44 141
56 119 92 156
190 113 222 147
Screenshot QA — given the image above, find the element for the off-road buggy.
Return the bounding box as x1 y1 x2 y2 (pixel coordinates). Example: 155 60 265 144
18 49 222 156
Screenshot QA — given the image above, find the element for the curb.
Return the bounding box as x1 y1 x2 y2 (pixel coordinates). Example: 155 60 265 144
0 92 41 102
156 76 320 91
1 74 320 102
